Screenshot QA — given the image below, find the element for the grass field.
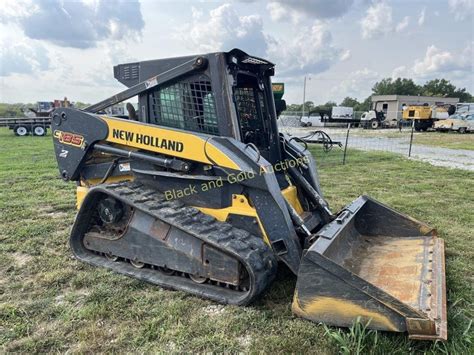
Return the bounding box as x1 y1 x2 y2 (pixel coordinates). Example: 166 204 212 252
413 132 474 151
1 128 473 353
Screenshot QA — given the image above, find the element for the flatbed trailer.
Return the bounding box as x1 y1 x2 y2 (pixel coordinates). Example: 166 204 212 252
0 117 51 136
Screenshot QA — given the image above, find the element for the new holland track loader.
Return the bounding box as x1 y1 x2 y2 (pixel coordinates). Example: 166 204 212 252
52 49 447 340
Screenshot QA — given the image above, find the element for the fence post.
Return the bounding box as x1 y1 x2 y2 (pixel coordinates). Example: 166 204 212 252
342 123 350 165
408 119 415 157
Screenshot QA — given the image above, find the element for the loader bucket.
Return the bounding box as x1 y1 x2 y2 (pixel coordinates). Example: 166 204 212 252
292 196 447 341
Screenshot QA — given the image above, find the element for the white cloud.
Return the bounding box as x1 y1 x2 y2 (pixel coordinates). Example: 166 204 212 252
267 22 343 77
413 44 472 76
360 1 393 39
0 40 50 76
191 6 203 20
330 68 379 100
391 65 408 79
1 0 144 49
0 0 38 21
340 49 351 61
181 3 344 78
449 0 474 21
391 43 473 84
267 2 286 22
418 8 426 26
266 0 354 23
266 2 303 24
181 4 267 56
396 16 410 32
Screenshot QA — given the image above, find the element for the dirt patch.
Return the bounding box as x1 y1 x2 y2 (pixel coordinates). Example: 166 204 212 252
237 334 252 349
12 252 33 267
38 205 72 220
202 304 226 317
55 288 91 306
35 319 62 338
43 211 70 219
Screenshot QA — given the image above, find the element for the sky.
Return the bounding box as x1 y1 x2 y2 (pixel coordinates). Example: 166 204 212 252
0 0 473 105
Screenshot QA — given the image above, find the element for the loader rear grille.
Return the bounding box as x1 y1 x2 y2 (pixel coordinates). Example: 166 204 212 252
148 76 219 135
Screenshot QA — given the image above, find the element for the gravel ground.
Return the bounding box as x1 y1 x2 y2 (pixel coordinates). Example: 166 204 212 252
278 124 474 171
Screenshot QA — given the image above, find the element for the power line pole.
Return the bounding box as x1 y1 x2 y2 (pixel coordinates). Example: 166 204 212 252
302 75 307 119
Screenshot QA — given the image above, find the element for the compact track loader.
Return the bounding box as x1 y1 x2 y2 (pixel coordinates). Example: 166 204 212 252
52 49 447 340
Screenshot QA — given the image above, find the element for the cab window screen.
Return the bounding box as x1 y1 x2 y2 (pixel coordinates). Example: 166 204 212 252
148 77 219 135
234 77 269 149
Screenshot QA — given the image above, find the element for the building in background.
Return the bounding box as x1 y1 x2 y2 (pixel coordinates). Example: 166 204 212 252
370 95 459 121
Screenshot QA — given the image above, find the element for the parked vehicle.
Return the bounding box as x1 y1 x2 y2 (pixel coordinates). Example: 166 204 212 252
455 102 474 115
301 106 357 127
301 113 325 127
0 98 73 136
360 110 390 129
402 104 454 131
0 117 50 136
434 114 474 133
331 106 354 120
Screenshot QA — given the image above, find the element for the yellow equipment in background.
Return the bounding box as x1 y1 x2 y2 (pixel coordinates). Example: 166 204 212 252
402 104 452 131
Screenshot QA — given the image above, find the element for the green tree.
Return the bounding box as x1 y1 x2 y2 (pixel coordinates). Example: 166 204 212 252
355 97 371 112
0 103 26 117
313 101 337 112
74 101 90 109
422 79 472 102
372 78 422 96
285 103 300 112
340 97 360 107
303 101 314 112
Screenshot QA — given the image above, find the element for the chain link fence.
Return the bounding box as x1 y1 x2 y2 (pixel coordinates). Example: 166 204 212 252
278 111 474 171
1 111 473 172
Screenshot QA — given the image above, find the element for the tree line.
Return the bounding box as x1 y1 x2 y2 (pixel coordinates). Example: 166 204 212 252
286 78 473 113
0 102 90 117
1 78 471 117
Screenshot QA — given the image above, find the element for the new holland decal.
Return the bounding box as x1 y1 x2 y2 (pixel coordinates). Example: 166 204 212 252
111 128 184 152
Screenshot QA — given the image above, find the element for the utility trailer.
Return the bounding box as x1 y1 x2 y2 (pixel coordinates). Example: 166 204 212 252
0 117 51 136
301 106 359 127
0 98 72 136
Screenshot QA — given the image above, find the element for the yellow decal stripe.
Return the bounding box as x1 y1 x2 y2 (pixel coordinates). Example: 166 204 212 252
101 116 239 170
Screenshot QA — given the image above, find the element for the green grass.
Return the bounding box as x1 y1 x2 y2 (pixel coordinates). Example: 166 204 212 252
1 127 473 353
413 132 474 150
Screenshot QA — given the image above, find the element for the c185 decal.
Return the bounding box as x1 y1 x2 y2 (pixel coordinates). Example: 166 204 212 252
54 130 85 148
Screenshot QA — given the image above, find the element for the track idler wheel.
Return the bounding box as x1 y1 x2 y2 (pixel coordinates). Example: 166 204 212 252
105 252 119 262
130 259 145 268
98 197 124 224
158 266 175 275
189 274 208 284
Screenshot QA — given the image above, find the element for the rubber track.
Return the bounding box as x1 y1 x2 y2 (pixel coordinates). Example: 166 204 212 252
70 181 277 305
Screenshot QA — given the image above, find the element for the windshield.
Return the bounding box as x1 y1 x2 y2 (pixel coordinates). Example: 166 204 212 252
233 74 270 150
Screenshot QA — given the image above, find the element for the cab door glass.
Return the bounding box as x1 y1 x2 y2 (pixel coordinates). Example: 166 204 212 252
233 74 269 151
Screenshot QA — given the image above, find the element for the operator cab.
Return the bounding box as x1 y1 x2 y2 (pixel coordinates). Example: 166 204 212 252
113 49 282 164
225 50 281 164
